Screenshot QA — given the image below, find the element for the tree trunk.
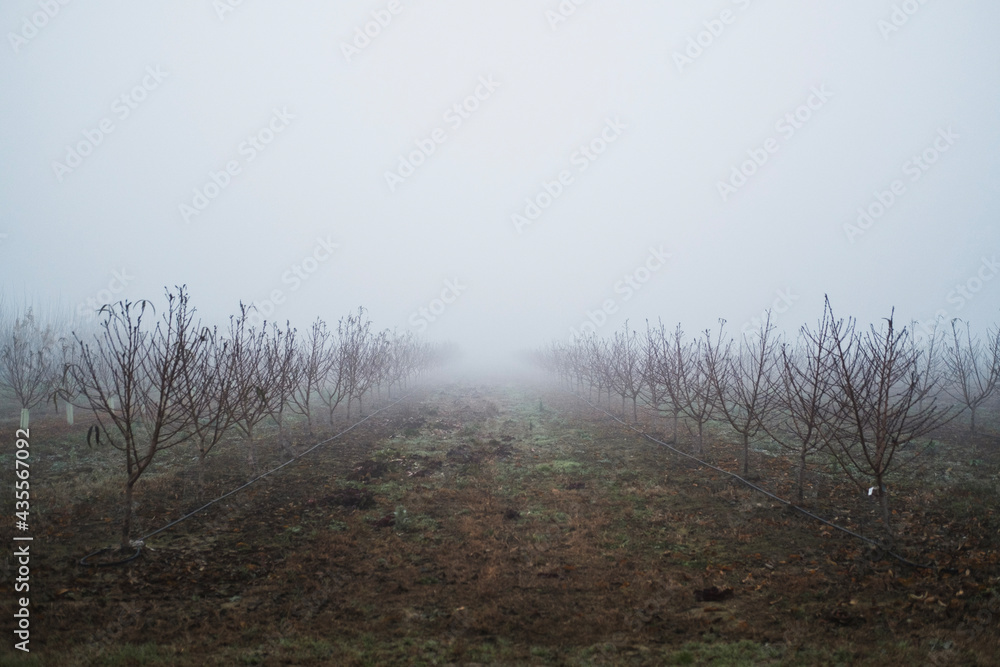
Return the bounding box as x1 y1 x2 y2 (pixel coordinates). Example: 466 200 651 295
121 479 136 550
198 448 207 501
877 479 893 543
797 447 807 502
246 426 257 475
277 414 295 460
742 432 750 476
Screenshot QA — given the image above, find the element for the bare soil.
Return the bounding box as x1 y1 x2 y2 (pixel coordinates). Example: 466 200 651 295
2 381 999 665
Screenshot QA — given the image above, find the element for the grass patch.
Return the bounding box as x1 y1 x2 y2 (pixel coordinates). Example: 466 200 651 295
535 459 583 475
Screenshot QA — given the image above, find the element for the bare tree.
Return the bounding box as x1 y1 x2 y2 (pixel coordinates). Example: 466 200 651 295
584 335 613 406
262 321 299 458
708 316 779 476
383 331 420 397
288 318 334 435
943 319 1000 437
641 321 670 433
665 325 719 456
646 321 690 444
824 299 953 540
765 308 841 501
226 306 275 475
69 287 201 549
317 334 349 427
0 307 59 425
609 322 644 421
176 325 236 499
354 329 388 415
339 307 373 421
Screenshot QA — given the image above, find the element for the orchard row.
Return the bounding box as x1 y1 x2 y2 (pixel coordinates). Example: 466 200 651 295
534 298 1000 542
0 287 453 549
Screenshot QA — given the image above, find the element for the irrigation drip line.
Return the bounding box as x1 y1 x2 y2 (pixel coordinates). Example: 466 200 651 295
568 391 959 576
79 393 412 567
79 543 143 568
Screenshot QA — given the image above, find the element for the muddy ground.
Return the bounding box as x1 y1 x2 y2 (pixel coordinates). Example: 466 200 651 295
2 381 999 665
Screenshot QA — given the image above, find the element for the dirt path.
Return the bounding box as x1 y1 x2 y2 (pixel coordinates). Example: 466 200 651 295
5 381 998 665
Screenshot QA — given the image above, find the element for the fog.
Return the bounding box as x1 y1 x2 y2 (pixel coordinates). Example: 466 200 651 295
2 1 998 375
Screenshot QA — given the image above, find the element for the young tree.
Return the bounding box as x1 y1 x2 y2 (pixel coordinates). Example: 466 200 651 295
261 321 299 458
683 331 719 456
641 321 670 433
765 308 842 501
339 307 373 421
354 329 388 415
824 299 953 540
0 307 59 425
609 322 644 421
646 321 690 444
176 325 236 499
69 287 201 549
317 335 349 427
584 335 613 406
659 324 718 456
226 305 276 475
944 319 1000 437
708 316 779 476
908 318 948 413
386 331 420 398
288 318 334 435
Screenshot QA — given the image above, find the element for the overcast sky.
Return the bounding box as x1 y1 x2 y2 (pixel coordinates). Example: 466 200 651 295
1 1 998 372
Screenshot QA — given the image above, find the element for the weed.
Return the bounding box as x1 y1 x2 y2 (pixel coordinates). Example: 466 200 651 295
394 505 411 531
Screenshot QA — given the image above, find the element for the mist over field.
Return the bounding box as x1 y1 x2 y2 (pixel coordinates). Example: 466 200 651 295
1 1 997 372
6 5 1000 663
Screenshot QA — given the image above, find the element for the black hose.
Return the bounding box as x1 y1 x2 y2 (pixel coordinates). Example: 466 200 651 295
569 390 960 575
79 544 142 567
77 394 411 567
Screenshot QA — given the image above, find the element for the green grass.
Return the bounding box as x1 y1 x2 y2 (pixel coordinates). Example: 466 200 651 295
534 459 584 475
